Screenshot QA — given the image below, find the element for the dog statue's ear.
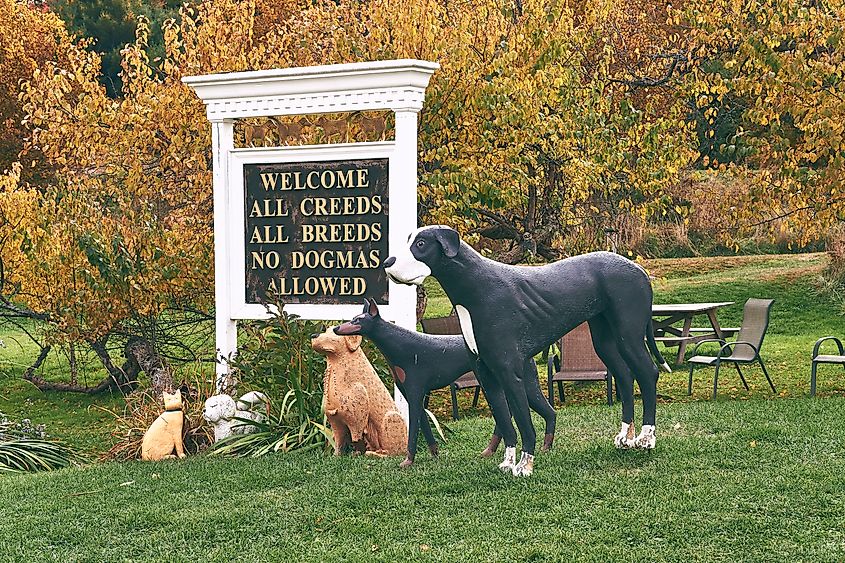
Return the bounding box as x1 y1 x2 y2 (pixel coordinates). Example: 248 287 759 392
361 300 369 314
368 299 379 317
433 227 460 258
344 335 362 352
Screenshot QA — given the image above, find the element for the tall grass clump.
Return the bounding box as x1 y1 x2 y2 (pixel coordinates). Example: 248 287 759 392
822 223 845 314
102 370 216 461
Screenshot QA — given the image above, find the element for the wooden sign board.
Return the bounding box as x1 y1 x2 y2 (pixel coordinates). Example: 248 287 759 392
243 158 389 305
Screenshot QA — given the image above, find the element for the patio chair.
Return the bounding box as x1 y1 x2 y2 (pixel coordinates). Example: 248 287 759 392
810 336 845 396
687 298 776 400
546 322 613 406
419 314 482 420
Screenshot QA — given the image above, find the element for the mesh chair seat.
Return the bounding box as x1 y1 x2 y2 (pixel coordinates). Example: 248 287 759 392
547 322 613 406
814 354 845 364
420 313 482 420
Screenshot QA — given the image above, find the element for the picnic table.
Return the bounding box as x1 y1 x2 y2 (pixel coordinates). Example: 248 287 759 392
651 302 737 365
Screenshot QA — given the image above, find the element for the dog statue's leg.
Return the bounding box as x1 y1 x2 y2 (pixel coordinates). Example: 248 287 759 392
481 434 501 457
634 425 656 449
632 352 659 450
588 317 639 450
499 446 517 472
401 394 424 468
614 421 637 449
329 419 350 456
342 383 370 447
476 362 519 471
418 410 439 458
496 358 537 474
523 357 556 452
512 452 535 477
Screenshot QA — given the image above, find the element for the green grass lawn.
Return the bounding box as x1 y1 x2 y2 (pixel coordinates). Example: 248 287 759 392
2 397 844 562
1 252 844 561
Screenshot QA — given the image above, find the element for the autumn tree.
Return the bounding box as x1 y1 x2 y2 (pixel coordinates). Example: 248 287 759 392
0 0 72 178
292 0 695 260
48 0 183 96
680 0 844 245
3 0 837 393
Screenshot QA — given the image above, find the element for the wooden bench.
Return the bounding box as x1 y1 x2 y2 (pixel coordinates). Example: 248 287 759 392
811 336 845 396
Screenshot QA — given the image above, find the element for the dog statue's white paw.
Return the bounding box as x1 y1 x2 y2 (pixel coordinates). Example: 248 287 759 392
614 422 636 449
498 446 517 472
511 452 534 477
634 425 656 450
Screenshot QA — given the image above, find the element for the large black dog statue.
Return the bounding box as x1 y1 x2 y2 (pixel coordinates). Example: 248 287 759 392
384 226 669 477
334 299 557 470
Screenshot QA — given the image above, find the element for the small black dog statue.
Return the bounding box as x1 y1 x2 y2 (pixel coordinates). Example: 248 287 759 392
335 299 556 469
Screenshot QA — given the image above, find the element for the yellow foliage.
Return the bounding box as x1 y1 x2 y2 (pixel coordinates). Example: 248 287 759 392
0 0 72 176
682 0 845 244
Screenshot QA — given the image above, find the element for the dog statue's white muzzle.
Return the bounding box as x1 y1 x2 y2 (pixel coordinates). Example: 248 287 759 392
384 250 430 286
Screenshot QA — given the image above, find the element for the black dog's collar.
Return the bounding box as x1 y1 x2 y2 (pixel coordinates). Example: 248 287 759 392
164 407 183 413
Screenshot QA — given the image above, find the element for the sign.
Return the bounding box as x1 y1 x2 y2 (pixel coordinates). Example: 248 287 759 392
183 59 439 405
244 159 389 305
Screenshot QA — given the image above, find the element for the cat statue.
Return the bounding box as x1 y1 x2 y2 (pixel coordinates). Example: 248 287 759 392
141 390 187 461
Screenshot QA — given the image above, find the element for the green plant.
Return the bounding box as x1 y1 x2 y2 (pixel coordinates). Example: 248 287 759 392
0 412 79 472
209 389 333 457
218 302 331 456
229 303 326 404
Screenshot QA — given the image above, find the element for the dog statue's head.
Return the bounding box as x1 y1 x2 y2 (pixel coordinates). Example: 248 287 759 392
311 325 362 356
383 225 461 286
203 394 236 423
334 299 380 337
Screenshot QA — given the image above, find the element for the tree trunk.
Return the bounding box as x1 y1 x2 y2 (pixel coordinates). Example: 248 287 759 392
125 338 174 394
90 337 139 394
22 344 125 395
19 336 175 396
69 343 77 385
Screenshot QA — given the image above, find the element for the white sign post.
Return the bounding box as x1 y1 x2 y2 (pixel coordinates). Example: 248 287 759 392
184 60 438 420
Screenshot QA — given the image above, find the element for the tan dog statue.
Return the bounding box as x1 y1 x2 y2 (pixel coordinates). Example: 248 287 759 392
311 326 407 456
141 390 186 461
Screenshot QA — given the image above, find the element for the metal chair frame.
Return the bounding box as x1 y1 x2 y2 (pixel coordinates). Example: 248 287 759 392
687 298 776 400
810 336 845 397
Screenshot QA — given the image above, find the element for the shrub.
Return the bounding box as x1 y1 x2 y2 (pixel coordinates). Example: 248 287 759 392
214 304 331 456
213 301 395 457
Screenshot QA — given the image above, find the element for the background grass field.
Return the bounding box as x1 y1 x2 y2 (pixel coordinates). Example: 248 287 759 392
1 253 844 561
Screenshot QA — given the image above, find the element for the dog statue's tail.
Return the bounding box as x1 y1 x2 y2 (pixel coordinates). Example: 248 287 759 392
646 321 672 374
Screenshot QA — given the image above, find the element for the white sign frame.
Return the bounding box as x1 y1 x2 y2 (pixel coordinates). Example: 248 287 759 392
184 60 439 413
